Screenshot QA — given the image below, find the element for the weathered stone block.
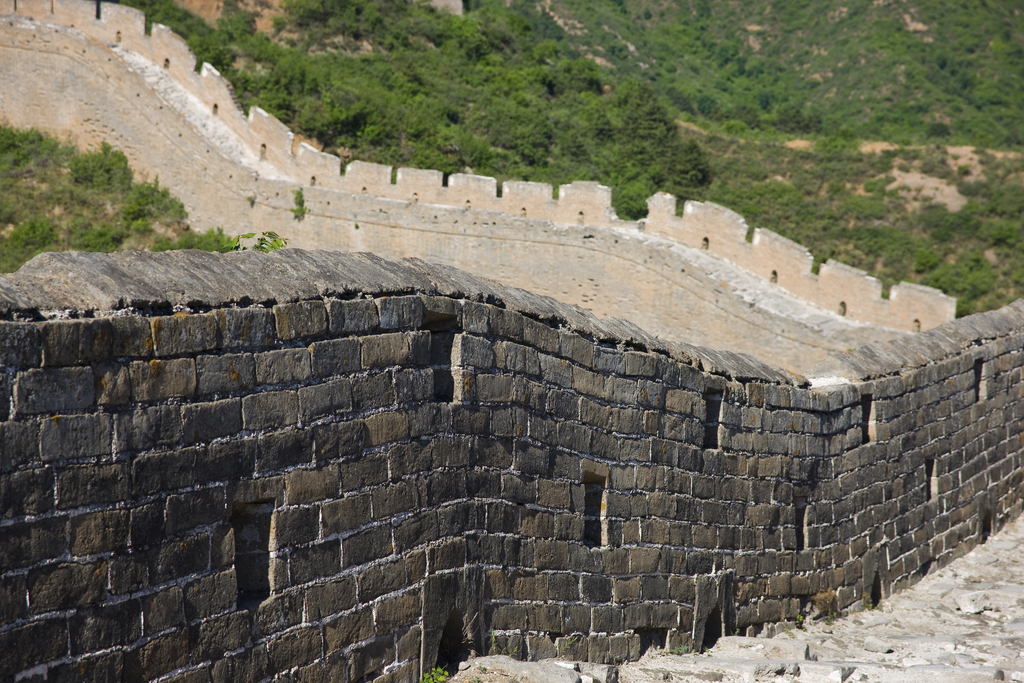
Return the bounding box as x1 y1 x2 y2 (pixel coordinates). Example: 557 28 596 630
638 380 665 409
623 351 656 377
452 334 495 370
286 464 340 504
539 354 572 387
0 419 40 471
196 353 256 395
560 331 595 367
143 587 184 635
194 611 252 662
256 591 303 636
378 296 425 330
0 467 53 519
242 390 298 430
15 367 95 415
305 576 356 622
298 378 353 423
123 629 189 682
495 341 541 375
324 609 374 654
0 518 65 573
373 481 418 519
257 428 311 472
274 301 328 341
322 493 372 534
290 541 342 584
91 361 130 406
573 367 605 398
206 439 256 483
130 358 196 402
343 524 393 567
327 299 380 335
40 319 114 367
362 333 411 369
0 619 69 678
522 317 560 353
75 603 141 662
0 321 42 368
352 372 396 410
364 411 410 447
313 419 364 461
151 312 218 356
28 561 106 613
183 570 236 621
182 398 242 443
274 506 321 548
395 368 432 405
268 626 322 673
58 463 128 508
40 413 111 461
70 510 129 555
132 448 200 497
147 532 212 584
216 307 276 349
165 487 226 535
309 338 360 377
69 598 141 657
255 348 311 385
357 561 406 604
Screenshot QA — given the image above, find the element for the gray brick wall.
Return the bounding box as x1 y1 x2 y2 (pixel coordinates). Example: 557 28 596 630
0 250 1022 683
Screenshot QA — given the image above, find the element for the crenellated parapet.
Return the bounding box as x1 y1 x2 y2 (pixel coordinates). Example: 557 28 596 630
1 0 955 334
646 194 957 332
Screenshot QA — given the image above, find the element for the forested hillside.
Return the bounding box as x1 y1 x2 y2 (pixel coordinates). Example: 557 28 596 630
513 0 1024 148
0 127 226 271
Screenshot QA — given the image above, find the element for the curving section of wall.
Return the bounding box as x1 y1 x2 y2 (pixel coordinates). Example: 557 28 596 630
0 250 1020 683
646 196 957 332
0 0 954 339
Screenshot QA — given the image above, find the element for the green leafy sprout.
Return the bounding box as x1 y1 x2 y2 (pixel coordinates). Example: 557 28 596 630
229 231 288 252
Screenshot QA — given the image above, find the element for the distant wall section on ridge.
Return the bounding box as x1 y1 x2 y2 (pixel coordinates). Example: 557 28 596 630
646 196 957 332
0 0 954 336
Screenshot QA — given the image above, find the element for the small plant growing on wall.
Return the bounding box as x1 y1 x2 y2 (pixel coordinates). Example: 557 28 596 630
420 668 449 683
291 188 308 219
229 231 288 252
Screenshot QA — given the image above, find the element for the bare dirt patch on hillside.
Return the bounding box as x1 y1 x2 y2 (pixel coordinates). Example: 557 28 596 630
860 141 898 154
886 169 967 212
173 0 283 32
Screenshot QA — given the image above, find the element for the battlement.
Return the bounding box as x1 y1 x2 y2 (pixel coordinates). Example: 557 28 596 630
0 0 955 333
646 195 956 331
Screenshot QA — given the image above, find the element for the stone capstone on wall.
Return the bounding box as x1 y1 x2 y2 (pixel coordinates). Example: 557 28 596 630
0 250 1021 683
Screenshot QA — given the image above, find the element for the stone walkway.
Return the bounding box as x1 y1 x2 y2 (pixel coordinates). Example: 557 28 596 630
451 511 1024 683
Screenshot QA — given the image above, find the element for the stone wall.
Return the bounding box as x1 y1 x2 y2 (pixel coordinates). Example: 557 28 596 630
0 250 1021 683
0 0 954 336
